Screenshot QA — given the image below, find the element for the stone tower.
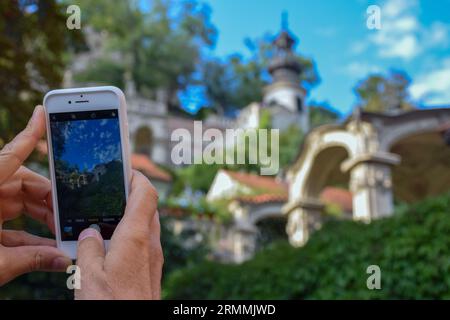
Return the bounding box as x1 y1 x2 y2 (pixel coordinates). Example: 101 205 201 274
263 17 308 132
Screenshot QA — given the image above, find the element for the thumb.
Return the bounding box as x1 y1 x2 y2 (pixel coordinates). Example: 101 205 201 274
0 246 72 286
75 228 107 300
76 228 105 271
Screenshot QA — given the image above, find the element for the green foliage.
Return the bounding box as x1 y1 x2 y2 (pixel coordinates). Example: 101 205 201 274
0 214 209 299
73 58 125 88
279 124 304 168
255 217 288 251
259 108 272 129
176 163 223 194
160 216 208 277
309 102 340 128
354 70 415 113
162 194 231 223
0 0 84 145
164 192 450 299
0 217 73 300
202 35 320 114
70 0 217 103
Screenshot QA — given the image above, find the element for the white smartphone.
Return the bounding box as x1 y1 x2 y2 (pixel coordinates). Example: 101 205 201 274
43 86 132 259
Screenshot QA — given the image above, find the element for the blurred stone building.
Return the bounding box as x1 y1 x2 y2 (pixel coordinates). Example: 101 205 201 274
63 25 450 264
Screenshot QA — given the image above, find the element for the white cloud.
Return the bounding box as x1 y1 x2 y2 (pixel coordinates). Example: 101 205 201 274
410 58 450 106
355 0 449 61
383 0 417 18
342 61 381 79
371 1 420 60
375 34 419 60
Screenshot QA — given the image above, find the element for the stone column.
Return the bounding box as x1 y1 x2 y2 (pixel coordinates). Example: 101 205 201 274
229 201 258 263
284 200 323 247
342 152 400 222
233 226 257 263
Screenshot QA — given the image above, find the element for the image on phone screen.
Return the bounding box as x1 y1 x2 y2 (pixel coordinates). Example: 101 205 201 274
49 109 126 241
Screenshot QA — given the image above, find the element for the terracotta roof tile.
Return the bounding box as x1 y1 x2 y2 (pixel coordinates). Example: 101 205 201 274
235 193 288 204
223 170 288 194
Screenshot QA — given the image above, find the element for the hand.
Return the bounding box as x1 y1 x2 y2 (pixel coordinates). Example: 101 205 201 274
0 106 72 286
75 170 163 300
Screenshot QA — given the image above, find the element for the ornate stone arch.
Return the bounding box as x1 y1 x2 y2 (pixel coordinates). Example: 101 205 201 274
284 108 450 247
284 121 399 246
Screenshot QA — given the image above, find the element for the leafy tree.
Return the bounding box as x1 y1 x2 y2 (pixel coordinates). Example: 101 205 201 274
70 0 217 107
202 35 320 114
0 0 84 146
309 101 339 128
279 124 304 168
354 70 415 113
160 216 208 277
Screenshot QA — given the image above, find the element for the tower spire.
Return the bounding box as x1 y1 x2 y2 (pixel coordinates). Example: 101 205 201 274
281 11 289 31
263 15 309 132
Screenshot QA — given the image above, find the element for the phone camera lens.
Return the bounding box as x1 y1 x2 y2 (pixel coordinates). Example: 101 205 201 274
68 101 72 104
80 94 83 98
91 113 96 118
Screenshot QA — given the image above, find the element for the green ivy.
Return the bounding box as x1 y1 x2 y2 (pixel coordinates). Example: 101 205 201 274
164 192 450 299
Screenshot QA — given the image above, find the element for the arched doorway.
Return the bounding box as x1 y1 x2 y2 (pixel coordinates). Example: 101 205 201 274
390 131 450 203
255 216 287 250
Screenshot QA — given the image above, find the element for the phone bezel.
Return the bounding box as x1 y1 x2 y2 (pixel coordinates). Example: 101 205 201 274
43 86 132 259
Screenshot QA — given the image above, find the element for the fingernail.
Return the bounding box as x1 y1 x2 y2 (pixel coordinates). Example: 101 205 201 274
78 227 103 242
51 257 72 271
27 106 40 127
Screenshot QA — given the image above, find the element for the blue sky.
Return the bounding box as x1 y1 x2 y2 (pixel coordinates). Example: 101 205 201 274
202 0 450 116
52 118 122 171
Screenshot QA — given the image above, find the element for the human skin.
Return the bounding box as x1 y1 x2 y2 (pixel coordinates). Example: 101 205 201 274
0 106 163 300
0 105 72 286
75 170 163 300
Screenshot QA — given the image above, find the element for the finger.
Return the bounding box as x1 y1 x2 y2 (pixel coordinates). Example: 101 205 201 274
76 228 105 274
23 198 55 233
0 105 46 185
0 246 71 286
118 171 158 233
0 197 55 233
0 166 51 202
0 195 23 220
1 230 56 247
149 211 163 300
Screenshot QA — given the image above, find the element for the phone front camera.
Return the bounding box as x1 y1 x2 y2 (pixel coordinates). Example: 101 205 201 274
68 101 72 104
91 113 96 118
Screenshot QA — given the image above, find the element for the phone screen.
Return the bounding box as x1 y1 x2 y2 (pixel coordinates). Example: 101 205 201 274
49 109 126 241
